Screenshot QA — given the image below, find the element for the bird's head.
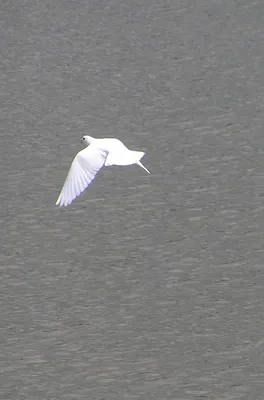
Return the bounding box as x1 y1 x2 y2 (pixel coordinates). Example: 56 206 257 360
81 135 94 146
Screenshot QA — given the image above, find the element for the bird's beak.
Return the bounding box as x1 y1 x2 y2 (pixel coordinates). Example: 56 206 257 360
81 138 84 143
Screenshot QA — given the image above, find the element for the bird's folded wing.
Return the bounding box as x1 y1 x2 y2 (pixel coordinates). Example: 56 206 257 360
56 146 108 207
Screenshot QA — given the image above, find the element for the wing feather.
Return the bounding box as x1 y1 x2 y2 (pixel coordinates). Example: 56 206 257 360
56 145 107 206
79 170 87 190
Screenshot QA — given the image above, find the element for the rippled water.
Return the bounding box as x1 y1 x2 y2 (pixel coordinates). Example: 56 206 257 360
1 1 264 399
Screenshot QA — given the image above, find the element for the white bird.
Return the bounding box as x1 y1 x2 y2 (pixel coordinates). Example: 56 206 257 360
56 135 150 207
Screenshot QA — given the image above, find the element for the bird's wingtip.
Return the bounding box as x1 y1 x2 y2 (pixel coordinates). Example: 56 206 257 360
56 194 62 206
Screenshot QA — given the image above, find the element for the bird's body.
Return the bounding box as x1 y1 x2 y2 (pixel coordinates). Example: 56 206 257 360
56 135 150 207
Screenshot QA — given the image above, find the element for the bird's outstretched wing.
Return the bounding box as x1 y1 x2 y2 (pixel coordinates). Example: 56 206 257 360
56 145 108 207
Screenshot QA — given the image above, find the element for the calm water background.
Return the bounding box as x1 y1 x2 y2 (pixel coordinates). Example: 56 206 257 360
1 1 264 399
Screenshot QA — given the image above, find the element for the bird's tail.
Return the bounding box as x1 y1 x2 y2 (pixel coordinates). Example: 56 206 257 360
137 160 150 174
135 151 150 174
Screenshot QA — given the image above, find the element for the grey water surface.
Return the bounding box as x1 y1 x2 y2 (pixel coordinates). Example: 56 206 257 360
1 1 264 399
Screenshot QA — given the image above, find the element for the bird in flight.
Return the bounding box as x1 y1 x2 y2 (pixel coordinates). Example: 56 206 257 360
56 135 150 207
